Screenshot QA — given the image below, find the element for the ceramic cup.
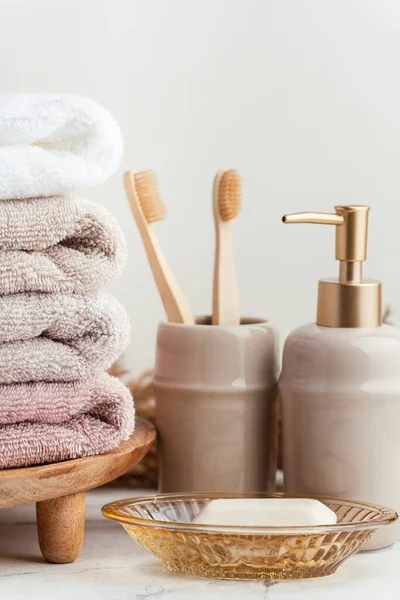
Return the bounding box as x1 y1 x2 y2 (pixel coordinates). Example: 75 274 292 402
153 317 280 493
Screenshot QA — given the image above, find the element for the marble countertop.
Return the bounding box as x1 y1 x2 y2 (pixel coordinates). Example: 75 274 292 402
0 486 399 599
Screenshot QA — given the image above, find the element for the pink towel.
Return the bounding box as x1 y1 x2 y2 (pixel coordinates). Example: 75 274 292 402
0 373 135 469
0 195 126 294
0 292 130 383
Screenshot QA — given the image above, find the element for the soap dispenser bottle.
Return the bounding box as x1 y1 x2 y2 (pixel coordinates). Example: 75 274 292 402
279 205 400 550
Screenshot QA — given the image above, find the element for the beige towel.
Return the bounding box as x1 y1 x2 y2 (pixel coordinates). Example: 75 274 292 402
0 292 130 383
0 195 126 294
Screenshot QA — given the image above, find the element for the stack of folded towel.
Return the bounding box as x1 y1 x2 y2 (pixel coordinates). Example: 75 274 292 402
0 94 135 469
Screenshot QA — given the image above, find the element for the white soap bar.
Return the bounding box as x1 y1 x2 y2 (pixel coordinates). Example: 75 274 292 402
192 498 337 527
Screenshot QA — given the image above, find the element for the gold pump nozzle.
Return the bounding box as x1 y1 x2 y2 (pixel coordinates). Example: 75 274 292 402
282 205 381 328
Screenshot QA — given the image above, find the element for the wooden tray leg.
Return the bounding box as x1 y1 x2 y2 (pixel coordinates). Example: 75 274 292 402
36 492 86 563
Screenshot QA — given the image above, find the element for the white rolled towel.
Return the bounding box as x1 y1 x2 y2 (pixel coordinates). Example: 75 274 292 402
0 94 123 199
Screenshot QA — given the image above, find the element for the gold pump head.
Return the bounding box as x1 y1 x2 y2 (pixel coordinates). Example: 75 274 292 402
282 205 381 328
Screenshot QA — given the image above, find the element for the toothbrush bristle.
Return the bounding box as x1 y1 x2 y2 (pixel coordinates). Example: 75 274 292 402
218 169 241 221
133 170 166 223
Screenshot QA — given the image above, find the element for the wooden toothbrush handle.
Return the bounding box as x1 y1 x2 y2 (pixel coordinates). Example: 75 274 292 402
124 172 194 325
213 222 240 326
144 228 195 325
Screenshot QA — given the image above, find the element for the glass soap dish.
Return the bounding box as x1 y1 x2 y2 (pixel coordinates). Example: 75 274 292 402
101 492 397 581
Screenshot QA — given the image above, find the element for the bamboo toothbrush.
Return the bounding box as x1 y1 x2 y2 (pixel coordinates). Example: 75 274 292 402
124 170 194 325
212 169 241 325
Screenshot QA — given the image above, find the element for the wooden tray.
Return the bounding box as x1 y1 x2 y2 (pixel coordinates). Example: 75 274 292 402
0 418 156 564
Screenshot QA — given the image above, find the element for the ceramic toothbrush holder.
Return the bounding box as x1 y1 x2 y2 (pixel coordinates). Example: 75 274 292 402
153 317 279 493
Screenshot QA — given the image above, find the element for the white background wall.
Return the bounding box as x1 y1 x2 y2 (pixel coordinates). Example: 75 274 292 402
1 0 400 374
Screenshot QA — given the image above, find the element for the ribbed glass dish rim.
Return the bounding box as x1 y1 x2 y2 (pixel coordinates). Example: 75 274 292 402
101 492 398 535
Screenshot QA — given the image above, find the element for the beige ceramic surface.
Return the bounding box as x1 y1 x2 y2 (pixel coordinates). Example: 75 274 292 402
154 317 279 493
279 322 400 551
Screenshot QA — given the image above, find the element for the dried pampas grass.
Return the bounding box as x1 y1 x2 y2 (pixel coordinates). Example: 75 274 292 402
108 361 157 488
